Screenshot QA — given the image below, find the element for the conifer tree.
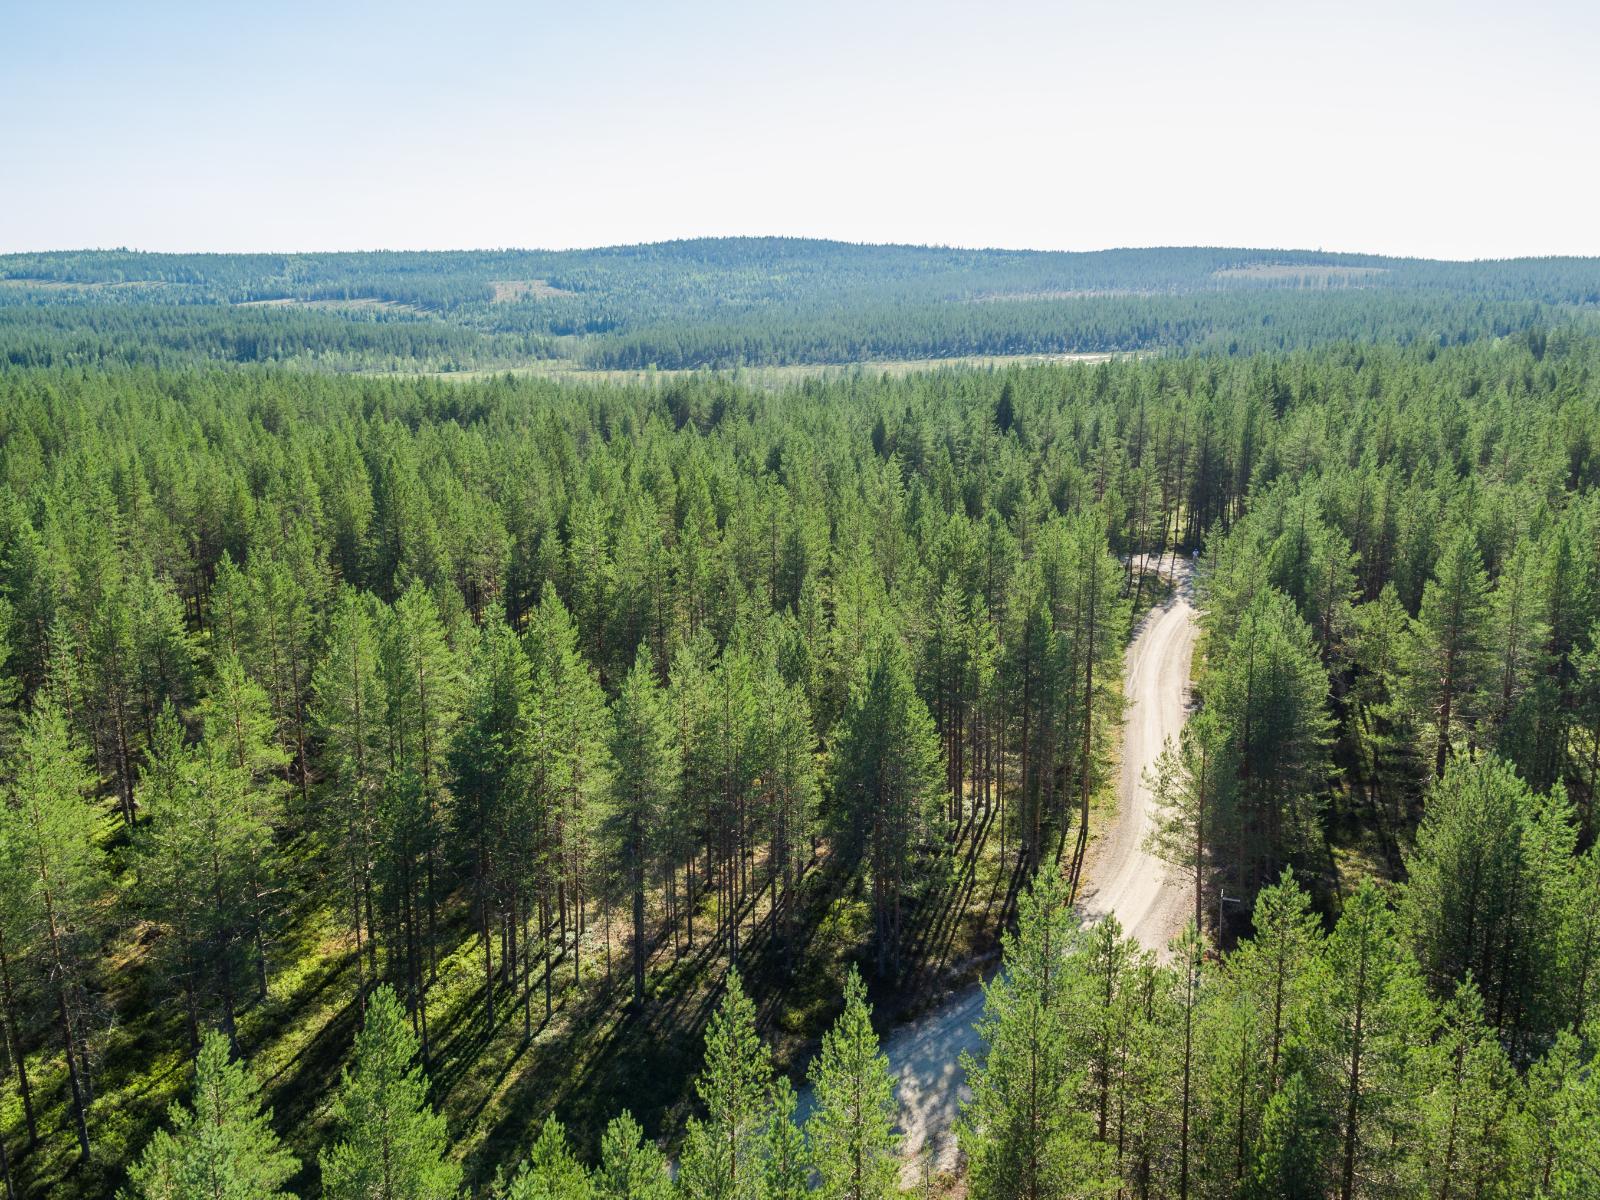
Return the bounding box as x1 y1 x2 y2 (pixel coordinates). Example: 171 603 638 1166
959 868 1104 1200
1246 1072 1321 1200
198 654 288 1003
502 1117 594 1200
806 967 900 1200
3 696 105 1161
1146 711 1235 935
830 634 946 977
680 971 773 1200
763 1078 809 1200
1412 981 1517 1197
1063 512 1131 899
449 611 531 1031
133 710 270 1051
312 589 389 1012
1227 870 1326 1094
525 586 610 1002
1348 585 1418 821
1401 526 1491 779
1515 1030 1600 1197
1402 756 1574 1046
607 646 678 1008
382 582 463 1004
320 985 460 1200
122 1030 298 1200
1316 880 1425 1200
595 1112 670 1200
1202 588 1331 898
753 665 818 971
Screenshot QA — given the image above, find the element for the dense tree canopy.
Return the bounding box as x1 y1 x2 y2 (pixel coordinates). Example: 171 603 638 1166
0 318 1598 1197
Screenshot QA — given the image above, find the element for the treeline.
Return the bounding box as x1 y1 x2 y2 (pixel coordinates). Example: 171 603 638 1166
0 303 556 371
5 240 1599 372
577 292 1575 370
1 336 1599 1195
9 241 1600 308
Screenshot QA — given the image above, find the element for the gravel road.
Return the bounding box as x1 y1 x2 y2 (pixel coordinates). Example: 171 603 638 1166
835 557 1199 1180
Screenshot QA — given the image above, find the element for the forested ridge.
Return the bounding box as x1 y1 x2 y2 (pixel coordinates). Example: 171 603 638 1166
0 327 1598 1199
3 240 1599 371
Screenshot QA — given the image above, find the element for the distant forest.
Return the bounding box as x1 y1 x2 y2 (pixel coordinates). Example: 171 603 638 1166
3 239 1599 371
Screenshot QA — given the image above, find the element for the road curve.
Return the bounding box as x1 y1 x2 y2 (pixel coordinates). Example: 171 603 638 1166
852 556 1200 1180
1076 557 1196 958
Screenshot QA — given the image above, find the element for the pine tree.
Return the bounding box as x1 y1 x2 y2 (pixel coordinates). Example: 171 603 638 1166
1348 585 1419 826
133 709 271 1051
1515 1031 1600 1197
1227 870 1326 1094
198 654 288 1003
502 1117 594 1200
1246 1072 1321 1200
525 586 610 1005
1401 755 1575 1047
122 1030 298 1200
1316 880 1425 1200
382 582 463 1018
1411 981 1517 1199
320 985 461 1200
806 967 900 1200
607 646 678 1008
752 665 817 971
763 1078 809 1200
596 1112 670 1200
449 611 531 1032
1062 512 1131 899
829 634 946 977
1202 588 1331 899
958 868 1104 1200
312 589 389 1012
680 971 774 1200
3 696 105 1161
1145 711 1235 935
1402 525 1491 780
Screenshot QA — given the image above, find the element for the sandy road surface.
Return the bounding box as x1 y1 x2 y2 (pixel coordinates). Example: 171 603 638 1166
1076 558 1196 956
830 557 1198 1180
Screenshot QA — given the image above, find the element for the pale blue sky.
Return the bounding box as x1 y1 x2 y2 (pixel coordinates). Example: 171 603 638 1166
3 0 1596 258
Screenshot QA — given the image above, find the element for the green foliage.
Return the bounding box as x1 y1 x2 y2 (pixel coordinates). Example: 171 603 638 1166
762 1080 808 1200
499 1118 594 1200
320 985 461 1200
829 635 947 976
607 647 679 1007
594 1113 670 1200
1195 586 1332 902
1402 756 1577 1050
1401 525 1493 780
1246 1072 1321 1200
121 1031 297 1200
679 972 773 1200
5 241 1598 371
7 325 1600 1197
805 968 900 1200
959 868 1106 1200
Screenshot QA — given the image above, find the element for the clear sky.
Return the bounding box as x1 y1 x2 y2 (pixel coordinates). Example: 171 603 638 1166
4 0 1596 259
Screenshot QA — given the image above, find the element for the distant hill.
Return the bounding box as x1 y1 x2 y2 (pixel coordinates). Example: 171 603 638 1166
3 239 1598 370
